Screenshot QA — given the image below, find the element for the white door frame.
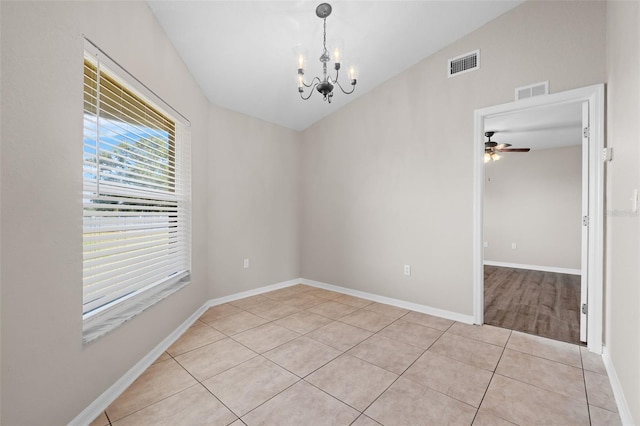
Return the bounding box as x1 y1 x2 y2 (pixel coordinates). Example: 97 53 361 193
473 84 605 353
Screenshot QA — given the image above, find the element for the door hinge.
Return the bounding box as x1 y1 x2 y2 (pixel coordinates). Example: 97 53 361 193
583 127 590 138
583 216 589 226
582 303 588 315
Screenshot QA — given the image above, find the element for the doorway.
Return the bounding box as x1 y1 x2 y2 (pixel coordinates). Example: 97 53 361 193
483 101 584 343
473 84 605 353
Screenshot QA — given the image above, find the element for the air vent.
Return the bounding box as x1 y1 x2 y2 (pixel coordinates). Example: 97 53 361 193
448 50 480 77
515 81 549 101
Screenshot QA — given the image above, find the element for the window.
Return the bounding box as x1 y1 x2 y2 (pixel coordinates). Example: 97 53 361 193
82 42 191 342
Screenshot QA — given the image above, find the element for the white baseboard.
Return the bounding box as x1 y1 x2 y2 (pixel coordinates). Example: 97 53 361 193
300 278 474 324
72 276 475 424
69 301 209 426
205 278 302 308
483 260 581 276
602 346 635 425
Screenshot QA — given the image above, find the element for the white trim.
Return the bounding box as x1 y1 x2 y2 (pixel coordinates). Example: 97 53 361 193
483 260 581 276
205 278 302 308
300 278 474 324
69 301 208 426
473 84 605 352
602 346 635 425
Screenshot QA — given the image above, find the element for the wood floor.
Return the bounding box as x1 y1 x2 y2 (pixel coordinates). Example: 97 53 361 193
484 265 581 344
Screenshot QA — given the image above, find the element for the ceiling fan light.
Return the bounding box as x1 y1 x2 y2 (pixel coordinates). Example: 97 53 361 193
492 153 501 161
484 153 491 163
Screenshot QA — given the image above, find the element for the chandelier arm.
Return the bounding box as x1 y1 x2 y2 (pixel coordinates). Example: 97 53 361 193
301 76 322 89
300 83 319 100
334 79 356 95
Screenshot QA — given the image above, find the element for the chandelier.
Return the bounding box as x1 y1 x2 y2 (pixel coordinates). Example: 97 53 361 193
297 3 357 103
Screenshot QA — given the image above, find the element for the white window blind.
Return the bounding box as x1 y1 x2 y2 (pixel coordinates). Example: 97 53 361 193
82 46 191 326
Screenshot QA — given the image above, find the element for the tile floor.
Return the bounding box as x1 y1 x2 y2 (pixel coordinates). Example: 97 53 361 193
91 284 621 426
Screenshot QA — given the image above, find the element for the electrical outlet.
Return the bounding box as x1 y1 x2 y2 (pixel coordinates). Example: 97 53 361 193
243 259 249 269
484 241 489 248
511 243 517 250
404 265 411 276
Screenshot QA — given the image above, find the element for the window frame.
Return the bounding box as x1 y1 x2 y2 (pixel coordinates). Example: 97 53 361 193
82 40 191 344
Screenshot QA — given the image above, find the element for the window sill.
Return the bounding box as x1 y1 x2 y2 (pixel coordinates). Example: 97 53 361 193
82 274 190 345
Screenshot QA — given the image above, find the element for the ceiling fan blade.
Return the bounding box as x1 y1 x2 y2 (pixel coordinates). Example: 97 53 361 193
495 143 511 149
497 148 530 152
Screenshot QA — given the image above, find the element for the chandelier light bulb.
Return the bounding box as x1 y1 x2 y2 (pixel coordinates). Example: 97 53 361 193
333 47 341 64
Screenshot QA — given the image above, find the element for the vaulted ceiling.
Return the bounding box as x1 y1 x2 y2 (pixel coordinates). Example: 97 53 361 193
147 1 525 131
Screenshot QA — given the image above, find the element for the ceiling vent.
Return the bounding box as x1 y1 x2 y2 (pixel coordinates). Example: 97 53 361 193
448 49 480 77
515 81 549 101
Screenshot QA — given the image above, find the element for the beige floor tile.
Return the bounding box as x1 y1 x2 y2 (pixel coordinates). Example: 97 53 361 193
274 310 334 334
581 346 607 375
286 283 315 293
306 321 373 351
403 351 492 407
88 411 109 426
429 333 503 371
229 420 245 426
333 294 374 308
245 300 301 321
506 330 582 368
262 286 304 301
174 338 257 381
202 356 298 416
363 302 409 319
585 370 618 412
167 320 226 357
306 354 398 411
277 292 327 310
304 288 345 300
112 384 236 426
347 334 423 374
207 311 269 335
480 374 590 425
351 414 382 425
263 336 342 377
229 294 270 310
589 405 622 426
496 348 586 402
307 300 358 319
377 319 442 349
151 352 171 365
339 309 396 332
472 409 516 426
232 323 299 353
106 358 197 422
199 303 244 323
364 377 477 425
448 322 511 347
402 311 455 331
241 380 359 426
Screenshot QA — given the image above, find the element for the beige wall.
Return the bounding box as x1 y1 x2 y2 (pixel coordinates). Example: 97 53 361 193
484 145 582 270
605 0 640 422
207 105 300 297
0 1 300 424
301 1 606 315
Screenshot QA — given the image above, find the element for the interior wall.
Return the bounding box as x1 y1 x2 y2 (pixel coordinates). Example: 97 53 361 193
605 0 640 422
207 105 301 297
0 2 211 424
484 145 582 270
300 0 606 315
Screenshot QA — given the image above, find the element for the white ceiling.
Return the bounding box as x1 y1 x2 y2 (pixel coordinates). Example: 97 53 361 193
484 102 583 151
147 0 525 131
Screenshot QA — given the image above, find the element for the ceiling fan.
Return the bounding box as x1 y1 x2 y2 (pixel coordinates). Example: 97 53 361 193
484 131 530 163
